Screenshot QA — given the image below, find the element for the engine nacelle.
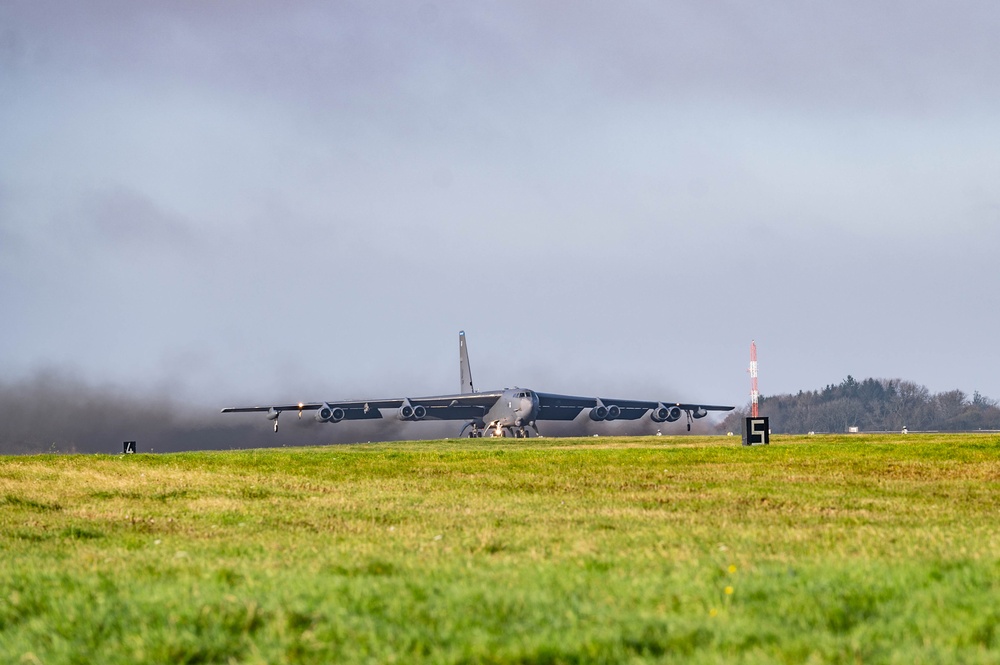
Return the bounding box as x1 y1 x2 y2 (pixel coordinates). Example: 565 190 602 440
589 404 609 421
650 403 682 423
398 401 427 421
606 404 621 421
315 403 337 423
266 408 280 421
691 407 708 419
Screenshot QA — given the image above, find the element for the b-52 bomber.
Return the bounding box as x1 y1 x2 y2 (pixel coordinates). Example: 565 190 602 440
222 331 734 438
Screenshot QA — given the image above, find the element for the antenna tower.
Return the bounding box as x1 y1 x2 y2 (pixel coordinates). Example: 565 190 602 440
749 340 759 418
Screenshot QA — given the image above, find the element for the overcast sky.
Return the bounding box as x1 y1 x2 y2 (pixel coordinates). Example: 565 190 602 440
2 1 999 418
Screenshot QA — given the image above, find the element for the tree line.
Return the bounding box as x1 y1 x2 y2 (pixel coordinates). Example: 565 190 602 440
718 376 1000 434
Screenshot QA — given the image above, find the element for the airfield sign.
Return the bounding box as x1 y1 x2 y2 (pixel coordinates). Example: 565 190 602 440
743 418 770 446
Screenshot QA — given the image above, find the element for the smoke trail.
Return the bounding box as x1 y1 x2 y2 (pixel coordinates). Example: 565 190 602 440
0 370 447 454
0 370 717 455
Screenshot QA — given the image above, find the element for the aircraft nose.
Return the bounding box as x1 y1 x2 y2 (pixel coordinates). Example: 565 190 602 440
520 397 536 418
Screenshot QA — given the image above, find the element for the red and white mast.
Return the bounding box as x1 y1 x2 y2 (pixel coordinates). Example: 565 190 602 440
749 340 760 418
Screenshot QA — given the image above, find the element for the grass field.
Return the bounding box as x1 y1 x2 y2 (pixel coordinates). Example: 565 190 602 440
2 433 999 664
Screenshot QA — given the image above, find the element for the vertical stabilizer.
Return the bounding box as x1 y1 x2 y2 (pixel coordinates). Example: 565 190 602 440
459 330 475 394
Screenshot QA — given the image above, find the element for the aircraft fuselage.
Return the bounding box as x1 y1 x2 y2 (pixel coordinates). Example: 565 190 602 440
482 388 540 432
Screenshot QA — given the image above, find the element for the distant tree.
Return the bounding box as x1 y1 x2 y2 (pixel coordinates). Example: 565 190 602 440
840 375 860 400
936 390 968 427
888 381 932 431
973 391 998 408
721 377 1000 434
858 378 886 403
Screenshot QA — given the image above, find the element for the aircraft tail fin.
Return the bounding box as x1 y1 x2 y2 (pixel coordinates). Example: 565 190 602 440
459 330 475 394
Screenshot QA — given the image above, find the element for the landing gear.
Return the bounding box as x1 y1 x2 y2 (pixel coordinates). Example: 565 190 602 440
266 407 280 433
485 421 512 437
481 421 540 439
460 421 485 438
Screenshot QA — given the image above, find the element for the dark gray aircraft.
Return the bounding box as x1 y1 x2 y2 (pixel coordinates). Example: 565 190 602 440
222 331 734 438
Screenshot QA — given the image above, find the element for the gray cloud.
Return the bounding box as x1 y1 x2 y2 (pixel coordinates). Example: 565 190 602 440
78 187 195 248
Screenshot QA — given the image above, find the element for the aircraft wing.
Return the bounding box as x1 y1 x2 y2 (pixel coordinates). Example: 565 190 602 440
221 391 505 422
535 392 734 421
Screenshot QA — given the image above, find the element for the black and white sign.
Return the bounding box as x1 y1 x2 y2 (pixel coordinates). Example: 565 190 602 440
123 441 136 454
743 418 770 446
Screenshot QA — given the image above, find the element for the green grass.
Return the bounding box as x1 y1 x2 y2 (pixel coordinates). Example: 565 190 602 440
1 433 999 664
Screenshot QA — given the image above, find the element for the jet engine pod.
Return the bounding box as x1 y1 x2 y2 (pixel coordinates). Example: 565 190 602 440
606 404 621 421
590 404 609 421
315 403 334 422
398 399 426 421
651 403 683 423
691 407 708 419
328 407 346 423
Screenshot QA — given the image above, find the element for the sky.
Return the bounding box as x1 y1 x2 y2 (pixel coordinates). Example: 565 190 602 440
2 1 1000 433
